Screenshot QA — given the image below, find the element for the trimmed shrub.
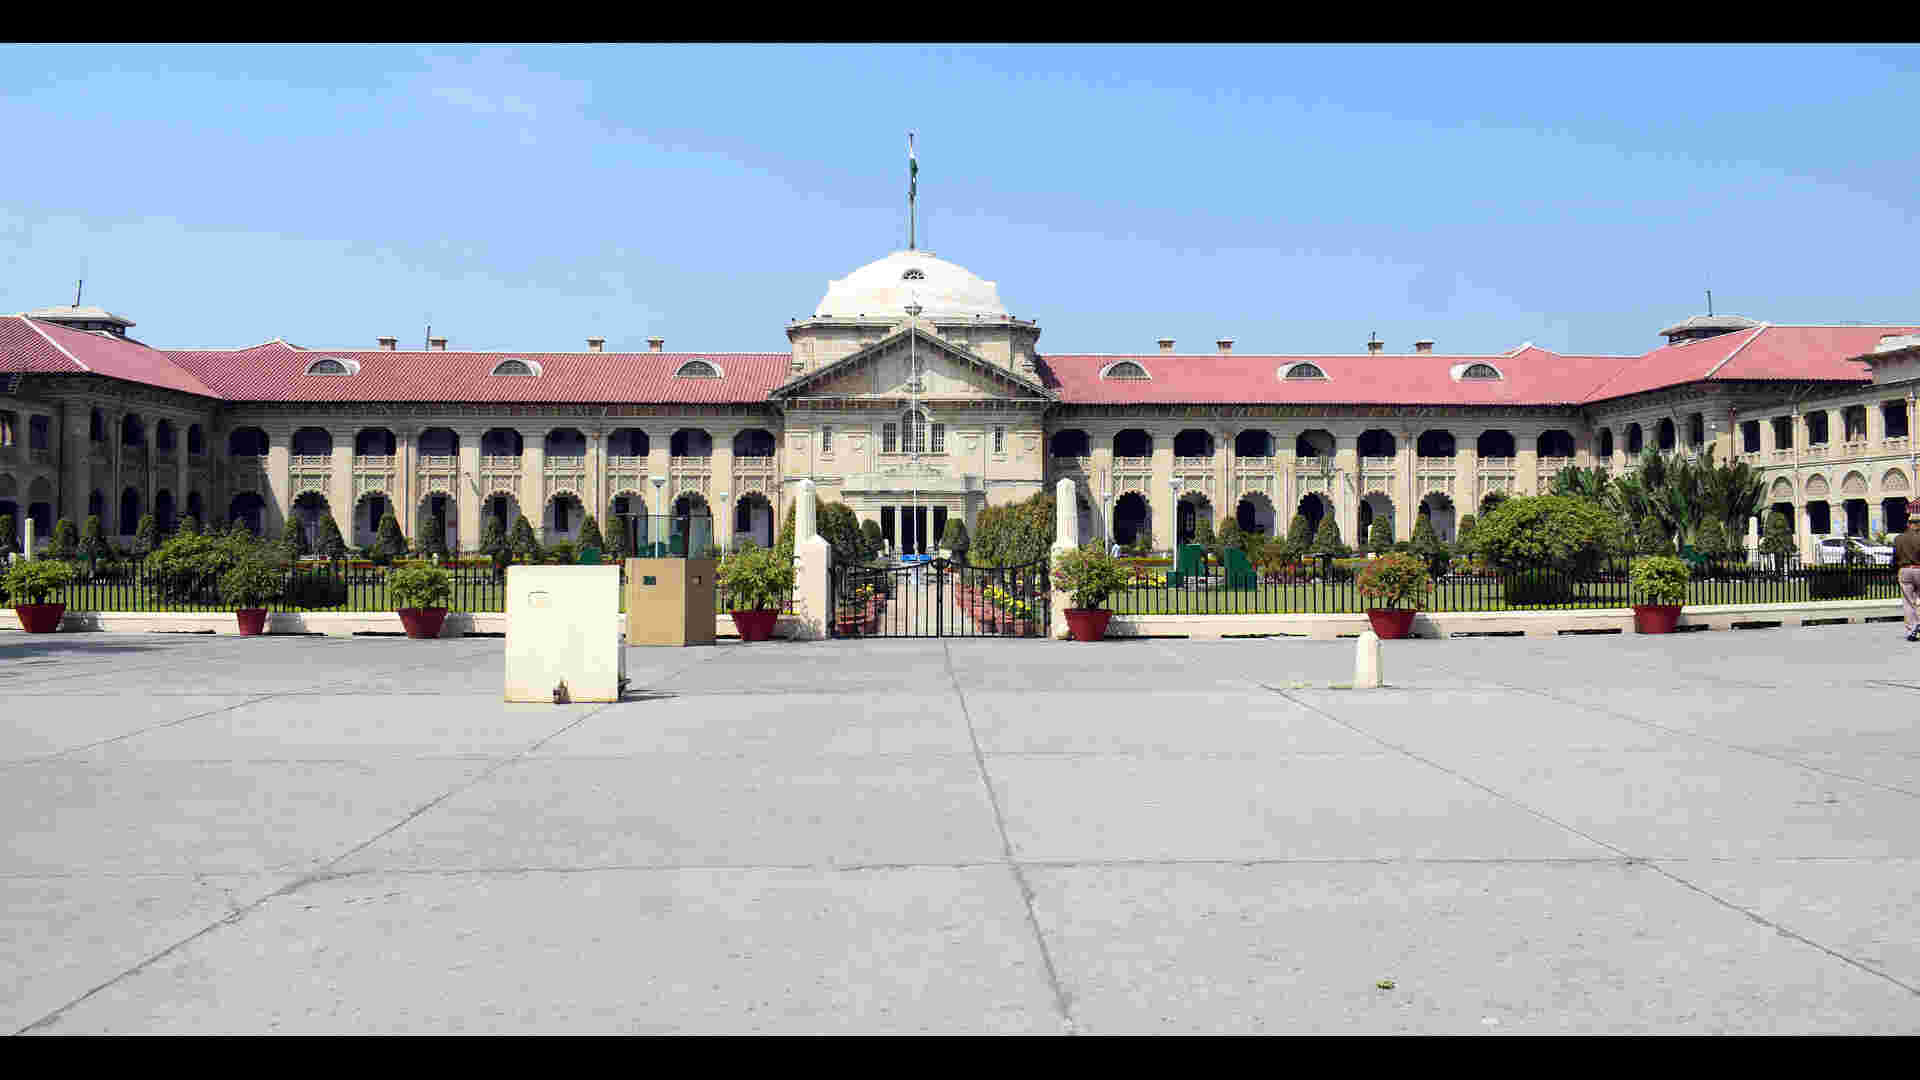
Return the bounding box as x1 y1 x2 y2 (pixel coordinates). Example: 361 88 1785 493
1692 517 1732 561
1411 514 1449 577
940 517 969 561
1192 514 1216 555
1630 555 1691 606
220 552 287 609
861 519 883 560
1470 495 1626 576
315 513 348 559
1367 514 1394 555
480 519 510 569
546 541 578 566
1356 552 1432 610
1051 544 1133 611
603 516 629 561
177 515 200 537
1284 513 1313 559
717 539 796 611
1760 511 1795 569
389 565 453 610
281 514 309 557
1479 490 1511 516
509 515 541 563
145 531 260 603
283 569 348 609
1310 516 1348 557
414 510 449 559
973 491 1055 568
51 517 79 559
1455 513 1477 549
0 513 15 556
577 515 605 554
4 559 73 604
77 515 110 564
370 510 408 565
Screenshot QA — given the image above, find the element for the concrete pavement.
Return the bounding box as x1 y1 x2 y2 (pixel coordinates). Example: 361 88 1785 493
3 626 1919 1032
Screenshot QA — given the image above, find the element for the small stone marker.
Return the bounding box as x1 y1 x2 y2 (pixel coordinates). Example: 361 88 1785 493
1353 629 1382 689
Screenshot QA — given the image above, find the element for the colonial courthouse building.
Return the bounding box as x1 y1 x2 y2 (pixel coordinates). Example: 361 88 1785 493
3 247 1919 559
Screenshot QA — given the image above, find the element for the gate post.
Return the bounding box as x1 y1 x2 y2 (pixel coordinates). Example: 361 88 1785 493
793 479 829 640
1049 477 1078 639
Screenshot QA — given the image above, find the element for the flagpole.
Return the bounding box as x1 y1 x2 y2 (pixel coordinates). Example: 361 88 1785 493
907 131 918 252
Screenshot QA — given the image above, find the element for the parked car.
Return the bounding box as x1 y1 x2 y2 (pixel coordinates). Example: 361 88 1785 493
1813 536 1893 566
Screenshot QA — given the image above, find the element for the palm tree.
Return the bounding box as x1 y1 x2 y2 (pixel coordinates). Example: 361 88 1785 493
1549 464 1612 502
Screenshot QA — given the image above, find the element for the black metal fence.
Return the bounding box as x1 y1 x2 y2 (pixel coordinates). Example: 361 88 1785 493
31 558 511 613
1112 555 1897 616
829 556 1050 638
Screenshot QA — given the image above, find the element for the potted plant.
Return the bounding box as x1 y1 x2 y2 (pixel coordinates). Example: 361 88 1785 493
219 553 285 636
1052 543 1132 642
5 559 74 633
390 565 453 639
717 541 794 642
1355 551 1432 640
1630 555 1691 634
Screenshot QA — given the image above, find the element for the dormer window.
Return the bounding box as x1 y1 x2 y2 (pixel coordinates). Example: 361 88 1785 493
1282 363 1328 380
490 358 541 376
1101 360 1151 380
304 357 357 376
901 268 926 281
674 359 722 378
1460 363 1502 381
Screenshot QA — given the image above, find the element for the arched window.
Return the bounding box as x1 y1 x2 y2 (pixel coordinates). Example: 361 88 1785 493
418 428 459 457
1477 430 1516 459
1234 430 1274 457
1357 429 1396 458
155 420 175 452
1173 429 1214 457
479 429 522 457
899 410 945 454
1101 361 1151 380
1461 363 1502 380
291 427 332 457
1599 429 1614 458
670 428 713 458
1537 430 1576 458
609 429 648 457
901 268 925 281
121 414 145 447
544 428 586 457
1417 430 1456 458
1282 362 1328 380
733 429 776 458
1113 429 1153 458
355 428 396 457
89 409 104 442
228 427 268 456
490 359 537 376
1657 418 1677 451
1050 430 1091 457
304 358 355 375
674 359 721 378
187 424 204 455
1626 423 1644 455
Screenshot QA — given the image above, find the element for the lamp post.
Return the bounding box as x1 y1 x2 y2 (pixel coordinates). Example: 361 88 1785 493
1103 484 1115 554
905 299 923 558
716 490 729 555
1170 474 1185 552
648 475 665 556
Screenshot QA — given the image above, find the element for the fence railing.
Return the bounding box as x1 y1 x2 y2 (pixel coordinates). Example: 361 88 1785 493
1110 555 1896 616
36 557 511 614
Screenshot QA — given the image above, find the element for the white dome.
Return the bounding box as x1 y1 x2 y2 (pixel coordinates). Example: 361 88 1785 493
815 250 1007 319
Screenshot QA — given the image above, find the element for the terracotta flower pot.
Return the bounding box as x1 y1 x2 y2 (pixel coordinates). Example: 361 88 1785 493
1632 603 1683 634
730 609 779 642
234 608 269 636
13 602 65 634
397 607 449 640
1365 608 1418 640
1064 608 1113 642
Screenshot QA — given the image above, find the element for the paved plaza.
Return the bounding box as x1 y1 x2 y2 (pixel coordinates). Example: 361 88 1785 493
3 626 1920 1033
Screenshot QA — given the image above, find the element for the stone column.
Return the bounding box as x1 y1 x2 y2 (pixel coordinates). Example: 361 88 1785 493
176 427 193 532
1517 436 1540 498
264 429 291 534
1334 434 1360 546
588 427 606 524
1279 432 1297 536
1050 476 1078 638
647 429 672 521
793 479 828 641
1151 431 1174 551
455 427 481 551
328 437 353 541
521 428 547 540
61 402 86 523
1396 426 1416 538
1090 435 1114 544
711 429 735 543
1456 438 1479 521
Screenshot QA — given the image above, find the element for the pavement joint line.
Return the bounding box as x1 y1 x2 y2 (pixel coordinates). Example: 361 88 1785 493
1295 662 1920 1001
940 638 1079 1037
12 645 728 1036
0 643 513 771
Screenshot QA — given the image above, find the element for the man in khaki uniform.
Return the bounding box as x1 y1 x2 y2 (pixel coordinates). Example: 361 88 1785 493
1897 499 1920 642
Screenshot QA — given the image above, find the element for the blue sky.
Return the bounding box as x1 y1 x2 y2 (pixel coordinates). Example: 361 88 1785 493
3 45 1917 356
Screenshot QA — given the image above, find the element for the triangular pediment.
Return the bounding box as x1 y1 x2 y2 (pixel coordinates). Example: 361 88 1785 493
769 327 1054 402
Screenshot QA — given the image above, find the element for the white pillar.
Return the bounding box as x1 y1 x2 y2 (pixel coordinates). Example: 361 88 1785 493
793 479 828 641
1050 477 1078 639
22 516 35 557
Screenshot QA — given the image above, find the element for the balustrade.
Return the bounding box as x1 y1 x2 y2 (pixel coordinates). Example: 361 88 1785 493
1051 456 1092 473
1174 455 1214 469
1885 436 1910 452
355 454 396 468
1416 456 1457 472
606 455 648 470
544 454 587 471
478 455 519 471
1538 455 1573 473
1477 458 1517 473
418 455 457 471
1112 456 1152 470
290 454 331 469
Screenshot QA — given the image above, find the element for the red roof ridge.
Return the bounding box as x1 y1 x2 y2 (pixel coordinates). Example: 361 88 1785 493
1700 324 1771 381
20 315 88 371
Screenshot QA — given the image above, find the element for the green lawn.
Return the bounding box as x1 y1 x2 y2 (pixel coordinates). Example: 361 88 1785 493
1109 578 1898 616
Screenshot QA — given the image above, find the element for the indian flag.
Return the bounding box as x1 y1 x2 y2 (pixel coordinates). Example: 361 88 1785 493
908 133 917 199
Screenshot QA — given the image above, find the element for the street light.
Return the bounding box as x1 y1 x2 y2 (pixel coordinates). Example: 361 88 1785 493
648 475 665 556
1170 475 1185 551
716 490 729 555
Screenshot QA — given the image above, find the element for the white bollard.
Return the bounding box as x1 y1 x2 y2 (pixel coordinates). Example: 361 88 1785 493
1050 478 1079 639
1353 629 1383 689
22 517 34 558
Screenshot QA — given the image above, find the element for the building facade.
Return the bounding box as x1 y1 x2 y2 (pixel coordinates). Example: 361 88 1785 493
3 250 1917 560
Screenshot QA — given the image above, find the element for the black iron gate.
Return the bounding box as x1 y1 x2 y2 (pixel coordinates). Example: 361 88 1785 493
831 557 1050 638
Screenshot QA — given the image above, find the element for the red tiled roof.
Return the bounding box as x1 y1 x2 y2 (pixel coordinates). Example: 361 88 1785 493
1577 325 1910 401
164 343 792 404
1038 345 1634 407
3 317 220 395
